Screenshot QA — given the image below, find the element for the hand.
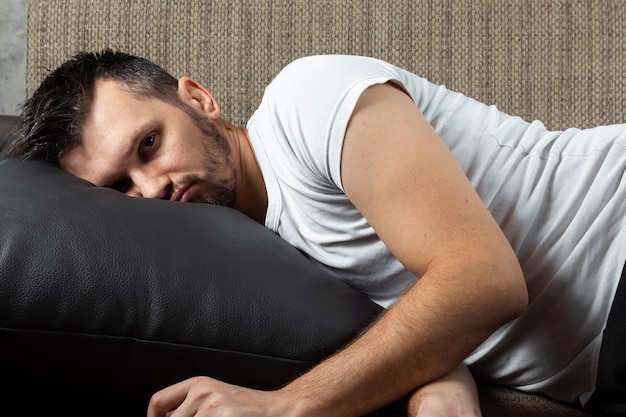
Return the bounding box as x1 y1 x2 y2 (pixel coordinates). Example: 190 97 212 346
411 392 481 417
147 376 288 417
407 364 481 417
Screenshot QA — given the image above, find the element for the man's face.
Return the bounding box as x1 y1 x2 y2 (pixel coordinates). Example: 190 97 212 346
60 79 237 206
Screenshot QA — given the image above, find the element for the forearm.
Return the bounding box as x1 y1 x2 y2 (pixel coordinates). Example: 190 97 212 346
277 259 523 417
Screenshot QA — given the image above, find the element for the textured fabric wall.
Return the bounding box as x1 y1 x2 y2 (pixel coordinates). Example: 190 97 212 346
26 0 625 130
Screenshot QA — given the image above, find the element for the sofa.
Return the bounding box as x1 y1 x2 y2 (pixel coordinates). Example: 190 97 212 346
2 0 625 415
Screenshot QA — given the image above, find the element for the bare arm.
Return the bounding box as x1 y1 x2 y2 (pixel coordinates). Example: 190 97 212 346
407 363 481 417
273 82 527 415
147 83 527 417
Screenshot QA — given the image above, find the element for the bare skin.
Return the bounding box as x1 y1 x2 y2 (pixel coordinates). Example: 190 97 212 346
60 78 527 417
406 363 482 417
61 77 268 223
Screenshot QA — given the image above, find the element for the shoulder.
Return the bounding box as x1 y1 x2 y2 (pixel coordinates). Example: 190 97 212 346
249 55 422 186
260 55 416 125
279 54 392 74
268 55 404 92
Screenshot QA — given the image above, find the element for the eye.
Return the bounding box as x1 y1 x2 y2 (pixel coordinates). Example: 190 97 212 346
139 134 157 157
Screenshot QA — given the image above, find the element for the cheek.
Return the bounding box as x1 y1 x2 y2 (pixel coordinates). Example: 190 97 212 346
172 145 208 173
58 151 95 183
161 137 195 167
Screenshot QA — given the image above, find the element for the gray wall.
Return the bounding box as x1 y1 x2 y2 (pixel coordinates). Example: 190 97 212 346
0 0 25 115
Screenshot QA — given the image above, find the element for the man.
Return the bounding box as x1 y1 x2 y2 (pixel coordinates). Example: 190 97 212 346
8 51 625 416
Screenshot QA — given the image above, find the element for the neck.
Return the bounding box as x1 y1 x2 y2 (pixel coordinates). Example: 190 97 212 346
216 119 268 224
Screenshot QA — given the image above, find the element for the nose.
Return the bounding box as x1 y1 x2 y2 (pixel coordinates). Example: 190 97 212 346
126 168 171 199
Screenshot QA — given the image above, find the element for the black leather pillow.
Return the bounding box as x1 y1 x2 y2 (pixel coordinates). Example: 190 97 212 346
0 158 382 412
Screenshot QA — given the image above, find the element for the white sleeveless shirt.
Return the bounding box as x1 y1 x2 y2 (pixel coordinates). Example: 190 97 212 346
246 55 626 405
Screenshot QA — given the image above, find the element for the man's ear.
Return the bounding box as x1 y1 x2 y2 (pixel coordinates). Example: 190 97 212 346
177 77 221 119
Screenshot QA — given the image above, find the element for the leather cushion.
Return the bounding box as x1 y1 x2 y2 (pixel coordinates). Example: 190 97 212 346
0 158 382 412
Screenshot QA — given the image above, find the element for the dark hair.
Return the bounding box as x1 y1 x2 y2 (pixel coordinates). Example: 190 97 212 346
8 50 182 162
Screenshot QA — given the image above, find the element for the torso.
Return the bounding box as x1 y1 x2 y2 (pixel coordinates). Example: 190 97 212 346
246 54 626 404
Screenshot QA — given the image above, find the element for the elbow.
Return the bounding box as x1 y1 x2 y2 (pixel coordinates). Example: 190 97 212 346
508 267 528 320
494 258 528 325
457 248 528 331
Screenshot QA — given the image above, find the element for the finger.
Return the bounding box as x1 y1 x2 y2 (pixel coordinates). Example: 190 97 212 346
147 377 207 417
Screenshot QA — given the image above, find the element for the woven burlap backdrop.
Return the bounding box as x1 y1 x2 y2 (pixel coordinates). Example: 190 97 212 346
26 0 625 131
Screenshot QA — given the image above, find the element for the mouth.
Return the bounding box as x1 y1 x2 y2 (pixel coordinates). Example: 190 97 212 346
171 183 193 202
